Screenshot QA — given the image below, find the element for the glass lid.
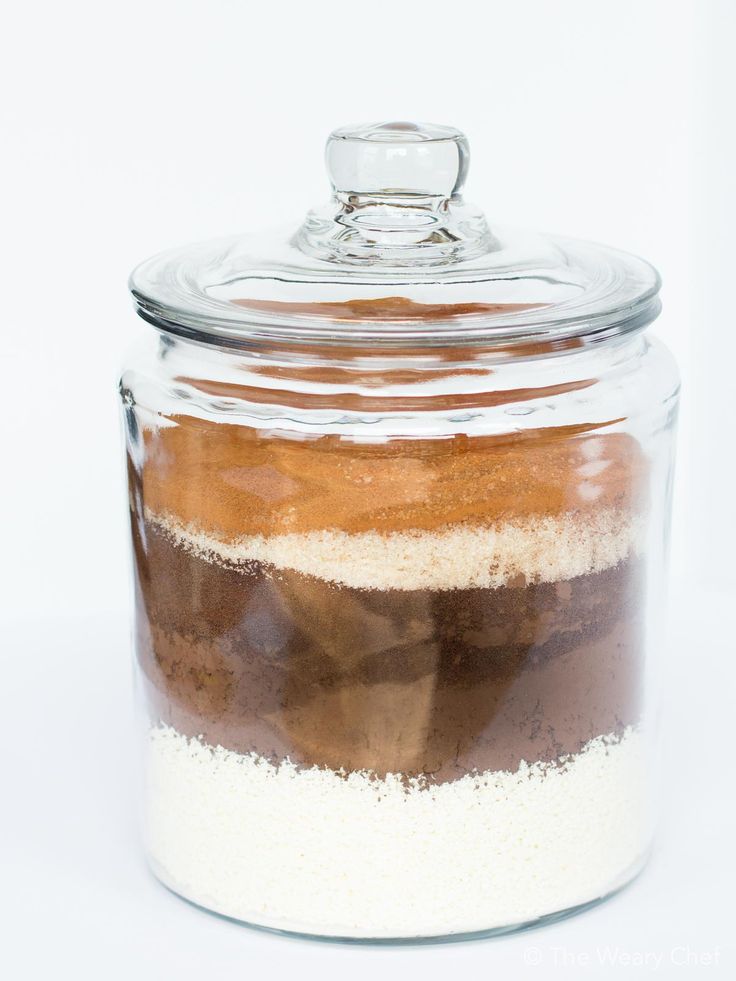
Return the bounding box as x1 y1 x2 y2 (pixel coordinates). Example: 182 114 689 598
130 121 661 349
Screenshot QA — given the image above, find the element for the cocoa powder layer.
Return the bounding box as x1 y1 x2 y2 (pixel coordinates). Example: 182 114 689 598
132 514 643 781
140 420 647 539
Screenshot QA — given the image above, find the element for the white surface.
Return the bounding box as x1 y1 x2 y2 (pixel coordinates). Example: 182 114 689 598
1 586 732 978
2 0 734 976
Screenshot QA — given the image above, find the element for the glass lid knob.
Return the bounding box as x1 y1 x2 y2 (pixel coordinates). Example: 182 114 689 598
325 121 470 202
296 121 494 267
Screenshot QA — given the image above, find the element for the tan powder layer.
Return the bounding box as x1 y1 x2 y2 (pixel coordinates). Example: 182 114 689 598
146 506 641 590
140 421 648 539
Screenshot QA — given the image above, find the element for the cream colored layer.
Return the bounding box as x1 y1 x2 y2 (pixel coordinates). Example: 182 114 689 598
145 725 649 939
145 506 642 590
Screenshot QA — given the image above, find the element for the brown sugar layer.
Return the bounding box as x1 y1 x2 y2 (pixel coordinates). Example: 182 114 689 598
133 514 643 781
140 422 647 539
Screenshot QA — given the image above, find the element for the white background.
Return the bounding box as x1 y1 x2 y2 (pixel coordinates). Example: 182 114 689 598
1 1 733 978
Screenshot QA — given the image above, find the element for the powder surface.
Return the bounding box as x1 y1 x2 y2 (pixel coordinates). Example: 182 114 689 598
145 725 649 939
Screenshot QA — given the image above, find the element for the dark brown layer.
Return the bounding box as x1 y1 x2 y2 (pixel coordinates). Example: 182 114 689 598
132 511 643 782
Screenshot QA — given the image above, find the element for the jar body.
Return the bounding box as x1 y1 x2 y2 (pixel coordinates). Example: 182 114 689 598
121 329 679 940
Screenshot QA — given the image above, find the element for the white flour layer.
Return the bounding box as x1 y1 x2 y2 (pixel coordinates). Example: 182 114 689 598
145 725 649 939
145 506 642 591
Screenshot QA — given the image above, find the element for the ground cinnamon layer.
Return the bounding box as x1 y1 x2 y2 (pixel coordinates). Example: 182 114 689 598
140 420 647 538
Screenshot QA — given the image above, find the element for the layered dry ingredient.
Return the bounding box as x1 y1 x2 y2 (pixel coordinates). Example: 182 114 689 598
130 418 650 937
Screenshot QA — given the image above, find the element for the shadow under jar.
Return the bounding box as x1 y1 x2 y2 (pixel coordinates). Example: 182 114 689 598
122 121 679 941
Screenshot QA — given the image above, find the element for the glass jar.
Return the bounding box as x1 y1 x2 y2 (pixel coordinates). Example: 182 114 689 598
121 122 679 941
